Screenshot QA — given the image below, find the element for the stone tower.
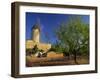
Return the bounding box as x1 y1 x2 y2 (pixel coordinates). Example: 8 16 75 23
32 23 40 43
26 20 51 51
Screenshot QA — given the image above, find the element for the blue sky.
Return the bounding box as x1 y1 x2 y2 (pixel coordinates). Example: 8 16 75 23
26 12 89 44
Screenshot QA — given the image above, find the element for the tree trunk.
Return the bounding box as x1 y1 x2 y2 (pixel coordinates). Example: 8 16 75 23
74 52 78 64
68 53 70 60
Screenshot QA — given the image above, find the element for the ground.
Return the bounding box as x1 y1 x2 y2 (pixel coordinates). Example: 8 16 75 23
26 52 89 67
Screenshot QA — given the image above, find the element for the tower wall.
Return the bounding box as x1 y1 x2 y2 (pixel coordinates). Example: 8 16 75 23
32 29 40 43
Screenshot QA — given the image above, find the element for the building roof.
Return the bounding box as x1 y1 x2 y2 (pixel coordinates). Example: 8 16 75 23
32 23 40 29
31 18 41 31
31 23 41 31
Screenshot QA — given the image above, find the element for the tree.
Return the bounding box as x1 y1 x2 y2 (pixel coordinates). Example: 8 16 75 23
55 16 89 64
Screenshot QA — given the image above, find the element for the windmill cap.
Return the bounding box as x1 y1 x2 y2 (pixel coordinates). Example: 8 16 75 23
31 23 40 31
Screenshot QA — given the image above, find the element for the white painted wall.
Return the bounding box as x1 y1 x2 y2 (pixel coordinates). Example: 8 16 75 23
0 0 100 80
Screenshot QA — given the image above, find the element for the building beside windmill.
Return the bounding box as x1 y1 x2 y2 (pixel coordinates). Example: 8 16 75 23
26 22 51 52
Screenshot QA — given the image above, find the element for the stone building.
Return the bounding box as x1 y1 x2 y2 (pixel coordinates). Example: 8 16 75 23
26 22 51 52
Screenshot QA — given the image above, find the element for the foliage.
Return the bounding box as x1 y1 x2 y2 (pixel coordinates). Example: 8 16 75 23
54 16 89 63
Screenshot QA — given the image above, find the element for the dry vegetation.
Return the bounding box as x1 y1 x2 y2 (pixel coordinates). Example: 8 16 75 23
26 52 89 67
